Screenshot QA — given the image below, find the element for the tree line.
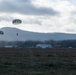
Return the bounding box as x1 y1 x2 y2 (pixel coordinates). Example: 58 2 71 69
0 40 76 48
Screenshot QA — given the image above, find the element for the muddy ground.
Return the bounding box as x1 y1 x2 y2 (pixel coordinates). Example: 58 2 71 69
0 48 76 75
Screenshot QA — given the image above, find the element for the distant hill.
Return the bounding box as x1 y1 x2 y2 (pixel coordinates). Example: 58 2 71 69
0 27 76 41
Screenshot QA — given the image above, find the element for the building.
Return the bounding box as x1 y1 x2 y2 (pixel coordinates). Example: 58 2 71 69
4 45 18 48
36 44 53 49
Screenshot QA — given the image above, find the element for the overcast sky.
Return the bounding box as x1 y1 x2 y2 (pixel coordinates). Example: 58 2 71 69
0 0 76 33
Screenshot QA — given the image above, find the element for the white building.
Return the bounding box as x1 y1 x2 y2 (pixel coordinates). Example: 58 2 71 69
4 45 18 48
36 44 53 49
5 45 13 48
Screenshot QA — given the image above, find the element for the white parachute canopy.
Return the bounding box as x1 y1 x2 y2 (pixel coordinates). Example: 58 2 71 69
12 19 22 25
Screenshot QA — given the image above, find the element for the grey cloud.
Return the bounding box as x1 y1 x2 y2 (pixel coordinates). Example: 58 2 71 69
66 29 75 32
69 16 76 24
23 19 42 25
0 0 59 16
0 16 13 21
17 0 31 3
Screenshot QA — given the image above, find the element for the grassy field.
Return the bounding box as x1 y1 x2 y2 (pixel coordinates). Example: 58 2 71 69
0 48 76 75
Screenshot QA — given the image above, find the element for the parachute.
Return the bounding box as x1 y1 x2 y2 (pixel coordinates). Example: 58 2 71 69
0 31 4 35
12 19 22 25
